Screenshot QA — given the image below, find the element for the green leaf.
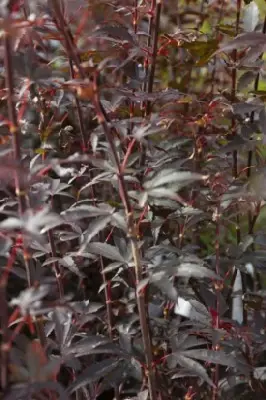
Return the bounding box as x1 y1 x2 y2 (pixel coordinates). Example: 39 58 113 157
254 0 266 15
200 20 212 35
182 39 219 58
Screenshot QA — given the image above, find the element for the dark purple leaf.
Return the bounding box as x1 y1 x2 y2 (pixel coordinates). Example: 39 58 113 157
181 349 250 373
101 261 125 274
61 204 114 222
63 335 111 357
93 25 137 44
137 278 150 295
233 101 263 116
100 360 131 392
0 235 12 254
259 108 266 142
170 354 214 387
52 308 72 346
10 285 51 316
59 256 85 278
144 170 205 190
175 263 221 280
80 216 111 248
67 358 122 393
3 382 68 400
84 242 126 262
151 272 178 301
215 32 266 54
237 71 256 90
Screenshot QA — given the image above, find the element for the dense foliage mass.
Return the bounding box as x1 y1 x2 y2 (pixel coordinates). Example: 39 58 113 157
1 0 266 399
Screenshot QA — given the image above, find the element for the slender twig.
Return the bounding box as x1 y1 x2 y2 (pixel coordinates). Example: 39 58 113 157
52 14 88 151
0 290 8 390
140 0 162 174
0 243 13 390
93 86 157 400
4 37 27 216
212 203 221 400
145 0 162 115
127 1 139 180
246 17 266 231
210 0 226 95
3 12 46 351
50 8 115 340
46 1 89 300
244 17 266 293
228 0 247 323
53 0 116 342
23 0 65 301
47 228 64 298
50 3 157 398
142 0 157 96
231 0 241 186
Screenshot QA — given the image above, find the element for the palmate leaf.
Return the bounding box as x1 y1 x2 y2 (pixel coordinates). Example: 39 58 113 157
78 172 115 193
233 101 264 116
145 187 186 201
0 235 12 254
67 358 122 393
170 354 215 387
174 334 208 351
93 25 137 44
23 207 64 234
3 381 69 400
62 335 116 358
181 349 236 367
84 242 126 262
237 71 256 90
181 349 251 374
52 308 72 346
215 32 266 54
175 263 221 280
25 341 61 382
59 256 85 278
79 215 111 250
0 217 22 230
62 335 128 360
218 375 249 397
259 108 266 143
61 204 114 222
111 211 128 232
143 169 205 190
217 135 250 154
151 272 178 301
254 366 266 380
150 252 220 280
99 360 132 393
102 261 125 274
10 285 51 316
